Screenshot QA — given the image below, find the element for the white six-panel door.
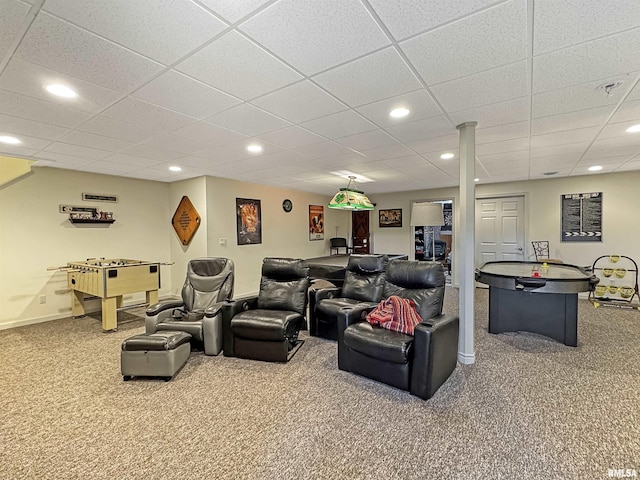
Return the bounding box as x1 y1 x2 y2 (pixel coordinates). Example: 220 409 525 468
475 195 525 267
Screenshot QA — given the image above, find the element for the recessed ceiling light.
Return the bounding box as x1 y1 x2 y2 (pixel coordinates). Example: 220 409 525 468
474 178 480 182
626 124 640 133
588 165 603 172
0 135 21 145
169 165 182 172
247 144 263 153
440 153 455 160
389 107 410 118
45 84 78 98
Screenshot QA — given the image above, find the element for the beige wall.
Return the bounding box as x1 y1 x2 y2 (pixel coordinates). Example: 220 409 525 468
4 165 637 329
370 170 640 283
0 167 172 329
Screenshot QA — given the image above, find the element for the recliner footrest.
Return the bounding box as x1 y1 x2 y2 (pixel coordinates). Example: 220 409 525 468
121 331 191 381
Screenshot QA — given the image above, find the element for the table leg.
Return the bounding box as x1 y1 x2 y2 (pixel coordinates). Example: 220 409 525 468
146 290 159 305
71 290 85 317
101 297 118 331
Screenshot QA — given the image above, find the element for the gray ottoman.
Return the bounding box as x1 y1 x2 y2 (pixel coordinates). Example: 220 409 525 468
121 331 191 381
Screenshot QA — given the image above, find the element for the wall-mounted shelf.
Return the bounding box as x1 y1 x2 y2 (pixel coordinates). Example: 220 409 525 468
69 218 115 224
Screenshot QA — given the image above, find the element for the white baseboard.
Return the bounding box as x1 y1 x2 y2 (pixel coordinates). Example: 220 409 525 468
458 351 476 365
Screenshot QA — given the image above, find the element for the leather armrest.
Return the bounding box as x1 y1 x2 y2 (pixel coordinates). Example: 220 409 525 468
146 300 184 317
336 303 375 371
204 301 227 318
313 286 342 303
411 313 459 400
221 296 258 356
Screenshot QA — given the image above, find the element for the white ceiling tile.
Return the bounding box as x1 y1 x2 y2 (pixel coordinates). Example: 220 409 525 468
448 97 530 129
251 81 347 123
360 144 415 161
431 61 528 112
355 89 442 128
81 160 141 175
132 70 241 119
407 134 459 155
0 113 69 140
15 12 163 92
206 103 291 136
43 0 227 64
142 134 211 154
531 106 614 136
77 116 156 143
43 142 112 160
0 89 90 127
239 0 389 75
0 144 38 157
58 131 131 152
172 121 247 147
313 48 422 107
385 115 454 143
336 130 398 151
175 31 302 100
368 0 501 40
254 126 326 149
314 152 371 168
102 153 163 168
301 110 377 139
380 155 428 168
292 141 353 159
197 138 283 163
531 126 601 149
610 99 640 124
0 58 123 113
530 142 589 158
102 97 194 134
120 144 184 161
0 1 30 58
198 0 271 23
476 138 530 155
476 121 529 144
614 159 640 172
588 136 640 153
531 76 630 118
533 0 640 55
34 151 95 166
533 30 640 94
401 0 527 86
597 120 640 140
172 155 226 169
576 154 635 166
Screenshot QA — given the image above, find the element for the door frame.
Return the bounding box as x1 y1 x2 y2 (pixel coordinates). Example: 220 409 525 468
475 192 530 266
410 197 456 284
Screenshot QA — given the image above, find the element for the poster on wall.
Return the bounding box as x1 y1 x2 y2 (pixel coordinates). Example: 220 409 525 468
236 198 262 245
561 192 602 242
309 205 324 241
441 202 453 235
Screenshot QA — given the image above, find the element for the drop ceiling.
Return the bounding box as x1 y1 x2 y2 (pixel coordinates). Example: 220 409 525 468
1 0 639 195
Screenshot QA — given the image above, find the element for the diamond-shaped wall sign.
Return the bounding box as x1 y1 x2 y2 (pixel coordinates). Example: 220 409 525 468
172 196 201 246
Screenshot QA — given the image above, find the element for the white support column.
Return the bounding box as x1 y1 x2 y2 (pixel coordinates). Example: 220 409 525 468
456 122 477 365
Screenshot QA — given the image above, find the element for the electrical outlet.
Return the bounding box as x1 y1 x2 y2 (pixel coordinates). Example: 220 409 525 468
219 238 227 246
39 295 46 304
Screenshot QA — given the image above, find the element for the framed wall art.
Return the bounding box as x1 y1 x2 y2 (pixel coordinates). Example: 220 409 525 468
236 198 262 245
379 208 402 228
309 205 324 241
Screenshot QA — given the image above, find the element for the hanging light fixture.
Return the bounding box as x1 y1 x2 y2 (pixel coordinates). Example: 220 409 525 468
328 176 374 210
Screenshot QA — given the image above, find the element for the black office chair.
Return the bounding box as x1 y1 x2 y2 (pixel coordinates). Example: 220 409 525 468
330 237 353 255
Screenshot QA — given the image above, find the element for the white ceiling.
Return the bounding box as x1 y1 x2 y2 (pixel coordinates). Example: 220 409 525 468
1 0 640 195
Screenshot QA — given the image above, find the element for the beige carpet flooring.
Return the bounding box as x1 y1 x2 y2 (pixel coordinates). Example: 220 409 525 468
1 287 639 479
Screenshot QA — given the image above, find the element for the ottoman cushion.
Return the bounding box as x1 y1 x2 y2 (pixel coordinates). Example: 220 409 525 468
122 331 192 351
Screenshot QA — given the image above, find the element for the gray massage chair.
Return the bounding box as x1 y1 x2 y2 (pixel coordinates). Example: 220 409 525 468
145 257 234 355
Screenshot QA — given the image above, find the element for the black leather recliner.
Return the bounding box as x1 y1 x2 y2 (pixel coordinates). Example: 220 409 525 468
145 257 234 356
308 255 386 341
222 258 310 362
337 260 459 400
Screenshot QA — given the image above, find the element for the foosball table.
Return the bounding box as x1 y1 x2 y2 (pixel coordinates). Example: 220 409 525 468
63 258 162 331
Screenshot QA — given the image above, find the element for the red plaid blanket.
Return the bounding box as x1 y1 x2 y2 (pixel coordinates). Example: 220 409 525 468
366 296 423 335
